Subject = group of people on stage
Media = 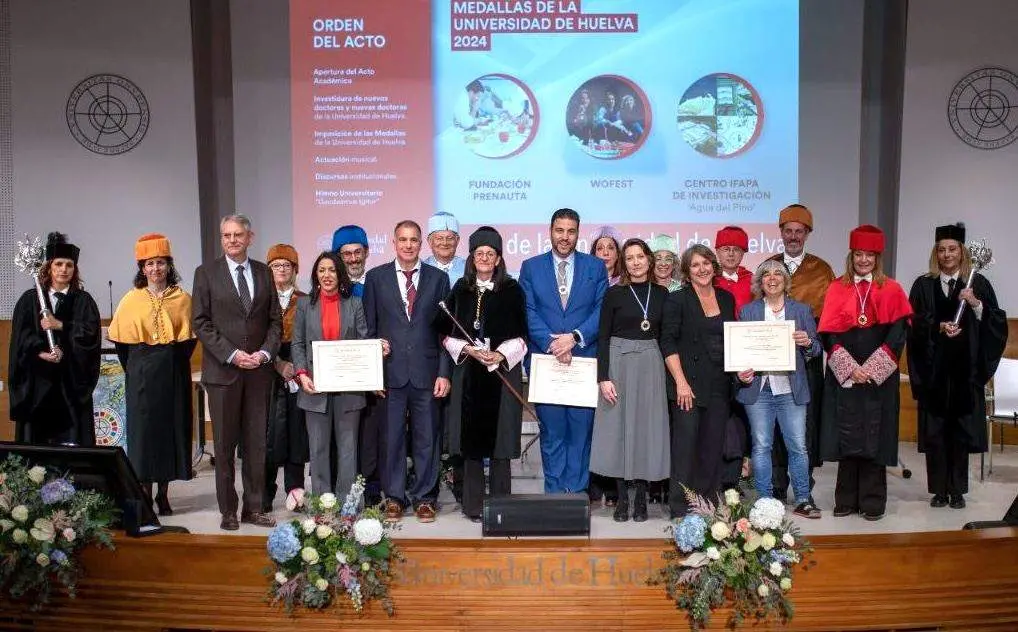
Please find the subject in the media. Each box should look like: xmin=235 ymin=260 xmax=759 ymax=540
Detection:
xmin=7 ymin=204 xmax=1007 ymax=530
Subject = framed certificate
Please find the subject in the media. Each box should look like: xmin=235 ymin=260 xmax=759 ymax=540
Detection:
xmin=311 ymin=339 xmax=385 ymax=392
xmin=724 ymin=320 xmax=796 ymax=372
xmin=527 ymin=353 xmax=599 ymax=408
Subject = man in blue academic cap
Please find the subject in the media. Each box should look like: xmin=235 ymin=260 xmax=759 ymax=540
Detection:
xmin=332 ymin=225 xmax=370 ymax=297
xmin=423 ymin=212 xmax=466 ymax=285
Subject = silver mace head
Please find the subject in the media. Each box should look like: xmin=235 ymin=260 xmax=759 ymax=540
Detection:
xmin=968 ymin=239 xmax=994 ymax=271
xmin=14 ymin=234 xmax=45 ymax=275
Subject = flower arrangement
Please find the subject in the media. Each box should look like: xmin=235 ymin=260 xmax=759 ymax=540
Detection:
xmin=0 ymin=455 xmax=116 ymax=609
xmin=651 ymin=488 xmax=815 ymax=629
xmin=267 ymin=476 xmax=402 ymax=616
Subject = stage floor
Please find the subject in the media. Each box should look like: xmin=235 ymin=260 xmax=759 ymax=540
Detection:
xmin=157 ymin=439 xmax=1018 ymax=538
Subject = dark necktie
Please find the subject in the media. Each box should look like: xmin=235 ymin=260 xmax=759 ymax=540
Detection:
xmin=403 ymin=269 xmax=416 ymax=318
xmin=236 ymin=264 xmax=252 ymax=314
xmin=52 ymin=291 xmax=66 ymax=312
xmin=947 ymin=278 xmax=956 ymax=297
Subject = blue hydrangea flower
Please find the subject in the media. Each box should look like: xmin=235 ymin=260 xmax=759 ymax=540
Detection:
xmin=51 ymin=550 xmax=68 ymax=566
xmin=674 ymin=514 xmax=707 ymax=553
xmin=40 ymin=479 xmax=76 ymax=505
xmin=267 ymin=523 xmax=302 ymax=563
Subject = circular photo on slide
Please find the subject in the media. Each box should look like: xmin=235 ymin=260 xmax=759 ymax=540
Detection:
xmin=566 ymin=75 xmax=651 ymax=159
xmin=677 ymin=73 xmax=764 ymax=158
xmin=454 ymin=74 xmax=538 ymax=159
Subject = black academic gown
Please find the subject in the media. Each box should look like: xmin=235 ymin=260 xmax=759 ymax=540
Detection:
xmin=9 ymin=287 xmax=101 ymax=446
xmin=908 ymin=273 xmax=1008 ymax=454
xmin=442 ymin=277 xmax=528 ymax=459
xmin=820 ymin=319 xmax=908 ymax=467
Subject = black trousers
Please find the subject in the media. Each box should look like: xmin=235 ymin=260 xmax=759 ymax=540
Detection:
xmin=462 ymin=457 xmax=511 ymax=518
xmin=669 ymin=395 xmax=729 ymax=517
xmin=924 ymin=417 xmax=970 ymax=496
xmin=835 ymin=457 xmax=887 ymax=515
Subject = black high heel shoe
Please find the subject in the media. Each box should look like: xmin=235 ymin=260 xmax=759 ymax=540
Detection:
xmin=155 ymin=483 xmax=173 ymax=516
xmin=612 ymin=479 xmax=629 ymax=522
xmin=632 ymin=482 xmax=648 ymax=523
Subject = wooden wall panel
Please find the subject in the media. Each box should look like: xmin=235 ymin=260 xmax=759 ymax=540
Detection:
xmin=2 ymin=530 xmax=1018 ymax=631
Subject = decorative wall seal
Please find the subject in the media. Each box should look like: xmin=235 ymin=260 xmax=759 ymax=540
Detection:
xmin=947 ymin=67 xmax=1018 ymax=150
xmin=66 ymin=73 xmax=150 ymax=155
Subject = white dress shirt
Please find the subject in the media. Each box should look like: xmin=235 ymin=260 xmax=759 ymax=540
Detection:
xmin=940 ymin=271 xmax=982 ymax=319
xmin=783 ymin=250 xmax=806 ymax=275
xmin=226 ymin=254 xmax=255 ymax=300
xmin=761 ymin=305 xmax=792 ymax=396
xmin=394 ymin=260 xmax=422 ymax=319
xmin=552 ymin=250 xmax=576 ymax=294
xmin=277 ymin=286 xmax=295 ymax=311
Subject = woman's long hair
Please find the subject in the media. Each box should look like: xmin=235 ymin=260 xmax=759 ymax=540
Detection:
xmin=133 ymin=256 xmax=182 ymax=289
xmin=38 ymin=260 xmax=83 ymax=291
xmin=618 ymin=238 xmax=654 ymax=286
xmin=463 ymin=250 xmax=508 ymax=291
xmin=840 ymin=251 xmax=888 ymax=286
xmin=590 ymin=236 xmax=623 ymax=280
xmin=308 ymin=251 xmax=352 ymax=303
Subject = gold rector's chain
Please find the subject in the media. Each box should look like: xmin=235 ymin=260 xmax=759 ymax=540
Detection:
xmin=146 ymin=288 xmax=167 ymax=343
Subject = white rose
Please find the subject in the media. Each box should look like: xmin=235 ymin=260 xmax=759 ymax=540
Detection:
xmin=336 ymin=551 xmax=348 ymax=565
xmin=28 ymin=466 xmax=47 ymax=485
xmin=353 ymin=518 xmax=384 ymax=546
xmin=761 ymin=532 xmax=777 ymax=551
xmin=780 ymin=577 xmax=792 ymax=591
xmin=12 ymin=528 xmax=27 ymax=543
xmin=361 ymin=562 xmax=371 ymax=572
xmin=11 ymin=505 xmax=29 ymax=523
xmin=319 ymin=493 xmax=337 ymax=509
xmin=758 ymin=583 xmax=770 ymax=597
xmin=724 ymin=488 xmax=741 ymax=507
xmin=62 ymin=527 xmax=76 ymax=542
xmin=710 ymin=521 xmax=731 ymax=541
xmin=275 ymin=572 xmax=288 ymax=584
xmin=30 ymin=518 xmax=55 ymax=543
xmin=300 ymin=546 xmax=320 ymax=564
xmin=315 ymin=578 xmax=328 ymax=591
xmin=782 ymin=533 xmax=795 ymax=547
xmin=301 ymin=518 xmax=316 ymax=534
xmin=769 ymin=561 xmax=783 ymax=576
xmin=315 ymin=524 xmax=334 ymax=539
xmin=36 ymin=553 xmax=50 ymax=566
xmin=0 ymin=519 xmax=14 ymax=533
xmin=0 ymin=472 xmax=7 ymax=486
xmin=705 ymin=546 xmax=721 ymax=560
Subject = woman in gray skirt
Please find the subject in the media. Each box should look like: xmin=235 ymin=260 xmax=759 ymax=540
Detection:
xmin=591 ymin=238 xmax=670 ymax=522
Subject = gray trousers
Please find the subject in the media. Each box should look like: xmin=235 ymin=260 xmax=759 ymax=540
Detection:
xmin=305 ymin=397 xmax=360 ymax=497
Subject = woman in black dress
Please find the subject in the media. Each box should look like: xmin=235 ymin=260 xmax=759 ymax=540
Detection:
xmin=108 ymin=234 xmax=197 ymax=514
xmin=441 ymin=227 xmax=529 ymax=522
xmin=660 ymin=244 xmax=740 ymax=518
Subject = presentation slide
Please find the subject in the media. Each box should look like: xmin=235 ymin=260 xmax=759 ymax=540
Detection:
xmin=291 ymin=0 xmax=799 ymax=272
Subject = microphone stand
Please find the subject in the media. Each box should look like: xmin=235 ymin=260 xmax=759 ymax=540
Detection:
xmin=438 ymin=300 xmax=539 ymax=421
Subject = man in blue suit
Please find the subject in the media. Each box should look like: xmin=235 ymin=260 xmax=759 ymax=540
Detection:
xmin=364 ymin=220 xmax=452 ymax=523
xmin=519 ymin=208 xmax=608 ymax=493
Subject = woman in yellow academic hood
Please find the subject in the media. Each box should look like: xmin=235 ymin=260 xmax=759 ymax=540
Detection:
xmin=108 ymin=233 xmax=197 ymax=515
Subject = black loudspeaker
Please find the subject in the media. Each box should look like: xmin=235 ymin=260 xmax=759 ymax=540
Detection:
xmin=482 ymin=493 xmax=590 ymax=537
xmin=963 ymin=494 xmax=1018 ymax=530
xmin=0 ymin=442 xmax=189 ymax=537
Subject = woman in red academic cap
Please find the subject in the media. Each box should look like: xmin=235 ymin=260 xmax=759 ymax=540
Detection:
xmin=818 ymin=225 xmax=912 ymax=521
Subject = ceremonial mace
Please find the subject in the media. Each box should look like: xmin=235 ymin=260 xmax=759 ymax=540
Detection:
xmin=438 ymin=300 xmax=539 ymax=420
xmin=953 ymin=238 xmax=994 ymax=325
xmin=14 ymin=234 xmax=58 ymax=352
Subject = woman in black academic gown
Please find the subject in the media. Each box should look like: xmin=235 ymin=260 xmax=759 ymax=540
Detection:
xmin=108 ymin=234 xmax=197 ymax=515
xmin=818 ymin=225 xmax=913 ymax=521
xmin=907 ymin=223 xmax=1007 ymax=509
xmin=9 ymin=232 xmax=101 ymax=446
xmin=441 ymin=227 xmax=529 ymax=522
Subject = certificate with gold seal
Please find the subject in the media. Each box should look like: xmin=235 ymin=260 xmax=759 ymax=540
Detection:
xmin=311 ymin=339 xmax=385 ymax=392
xmin=723 ymin=321 xmax=796 ymax=372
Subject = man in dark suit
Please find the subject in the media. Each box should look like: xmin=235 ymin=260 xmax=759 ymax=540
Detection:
xmin=363 ymin=220 xmax=452 ymax=523
xmin=193 ymin=214 xmax=282 ymax=530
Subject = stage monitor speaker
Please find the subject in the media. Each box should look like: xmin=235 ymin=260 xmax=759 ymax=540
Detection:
xmin=0 ymin=442 xmax=189 ymax=537
xmin=482 ymin=493 xmax=590 ymax=537
xmin=962 ymin=493 xmax=1018 ymax=530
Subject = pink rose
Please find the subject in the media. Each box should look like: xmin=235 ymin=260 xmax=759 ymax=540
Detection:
xmin=735 ymin=518 xmax=751 ymax=535
xmin=285 ymin=488 xmax=306 ymax=511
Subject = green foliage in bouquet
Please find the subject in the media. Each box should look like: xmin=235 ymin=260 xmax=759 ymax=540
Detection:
xmin=0 ymin=455 xmax=116 ymax=609
xmin=650 ymin=488 xmax=816 ymax=629
xmin=266 ymin=476 xmax=403 ymax=616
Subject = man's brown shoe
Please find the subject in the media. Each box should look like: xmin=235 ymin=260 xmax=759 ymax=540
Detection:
xmin=220 ymin=514 xmax=239 ymax=531
xmin=384 ymin=500 xmax=404 ymax=523
xmin=415 ymin=502 xmax=437 ymax=523
xmin=240 ymin=512 xmax=276 ymax=528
